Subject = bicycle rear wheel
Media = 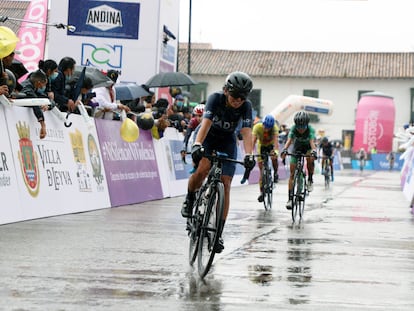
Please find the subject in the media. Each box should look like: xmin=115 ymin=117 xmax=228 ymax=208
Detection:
xmin=188 ymin=191 xmax=205 ymax=266
xmin=263 ymin=166 xmax=273 ymax=210
xmin=198 ymin=182 xmax=225 ymax=278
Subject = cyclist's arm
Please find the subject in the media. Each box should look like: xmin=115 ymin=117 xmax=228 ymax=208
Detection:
xmin=252 ymin=132 xmax=258 ymax=150
xmin=283 ymin=137 xmax=293 ymax=150
xmin=273 ymin=128 xmax=279 ymax=152
xmin=193 ymin=117 xmax=212 ymax=145
xmin=310 ymin=138 xmax=317 ymax=150
xmin=240 ymin=127 xmax=254 ymax=155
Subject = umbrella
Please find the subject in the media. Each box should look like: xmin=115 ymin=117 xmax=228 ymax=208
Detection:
xmin=72 ymin=66 xmax=113 ymax=88
xmin=0 ymin=26 xmax=19 ymax=58
xmin=145 ymin=71 xmax=197 ymax=88
xmin=114 ymin=83 xmax=151 ymax=101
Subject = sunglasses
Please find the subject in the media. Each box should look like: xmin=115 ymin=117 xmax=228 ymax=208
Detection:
xmin=296 ymin=124 xmax=308 ymax=130
xmin=229 ymin=91 xmax=247 ymax=100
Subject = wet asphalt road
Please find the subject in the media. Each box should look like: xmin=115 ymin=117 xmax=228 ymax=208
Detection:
xmin=0 ymin=170 xmax=413 ymax=311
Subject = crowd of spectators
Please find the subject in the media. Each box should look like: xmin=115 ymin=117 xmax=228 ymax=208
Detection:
xmin=1 ymin=53 xmax=206 ymax=144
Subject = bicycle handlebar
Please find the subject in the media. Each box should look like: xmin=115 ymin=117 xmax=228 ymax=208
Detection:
xmin=283 ymin=151 xmax=318 ymax=159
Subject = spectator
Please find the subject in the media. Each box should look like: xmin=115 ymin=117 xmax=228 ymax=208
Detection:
xmin=20 ymin=70 xmax=50 ymax=139
xmin=51 ymin=56 xmax=77 ymax=112
xmin=38 ymin=59 xmax=58 ymax=102
xmin=91 ymin=70 xmax=130 ymax=120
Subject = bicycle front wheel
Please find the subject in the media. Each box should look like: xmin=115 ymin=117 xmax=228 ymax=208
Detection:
xmin=263 ymin=167 xmax=273 ymax=210
xmin=298 ymin=175 xmax=306 ymax=219
xmin=293 ymin=171 xmax=306 ymax=222
xmin=198 ymin=182 xmax=225 ymax=278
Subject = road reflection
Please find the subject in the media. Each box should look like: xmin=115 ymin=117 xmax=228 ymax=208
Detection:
xmin=286 ymin=237 xmax=312 ymax=305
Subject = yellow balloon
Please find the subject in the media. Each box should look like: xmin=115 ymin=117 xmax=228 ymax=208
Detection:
xmin=0 ymin=26 xmax=19 ymax=59
xmin=120 ymin=118 xmax=139 ymax=142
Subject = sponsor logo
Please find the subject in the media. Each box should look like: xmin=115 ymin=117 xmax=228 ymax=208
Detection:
xmin=70 ymin=129 xmax=92 ymax=192
xmin=363 ymin=110 xmax=384 ymax=151
xmin=86 ymin=4 xmax=122 ymax=31
xmin=16 ymin=121 xmax=40 ymax=197
xmin=87 ymin=134 xmax=104 ymax=186
xmin=81 ymin=43 xmax=122 ymax=69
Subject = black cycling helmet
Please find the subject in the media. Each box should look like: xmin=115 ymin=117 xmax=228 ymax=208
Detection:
xmin=224 ymin=71 xmax=253 ymax=98
xmin=294 ymin=110 xmax=310 ymax=126
xmin=321 ymin=136 xmax=329 ymax=144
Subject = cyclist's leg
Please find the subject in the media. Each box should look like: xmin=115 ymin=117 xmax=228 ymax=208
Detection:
xmin=257 ymin=154 xmax=264 ymax=202
xmin=306 ymin=149 xmax=315 ymax=191
xmin=214 ymin=139 xmax=237 ymax=252
xmin=286 ymin=157 xmax=297 ymax=210
xmin=330 ymin=156 xmax=334 ymax=181
xmin=182 ymin=158 xmax=210 ymax=217
xmin=271 ymin=152 xmax=279 ymax=182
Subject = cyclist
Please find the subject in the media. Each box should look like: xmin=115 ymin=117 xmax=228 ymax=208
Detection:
xmin=280 ymin=111 xmax=317 ymax=210
xmin=319 ymin=136 xmax=334 ymax=181
xmin=252 ymin=114 xmax=280 ymax=202
xmin=356 ymin=148 xmax=367 ymax=171
xmin=182 ymin=103 xmax=205 ymax=153
xmin=180 ymin=71 xmax=256 ymax=253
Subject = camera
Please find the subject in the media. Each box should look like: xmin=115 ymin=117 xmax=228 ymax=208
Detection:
xmin=85 ymin=92 xmax=96 ymax=100
xmin=152 ymin=107 xmax=166 ymax=119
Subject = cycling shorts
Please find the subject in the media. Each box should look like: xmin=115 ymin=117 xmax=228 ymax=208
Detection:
xmin=290 ymin=143 xmax=311 ymax=164
xmin=203 ymin=133 xmax=237 ymax=176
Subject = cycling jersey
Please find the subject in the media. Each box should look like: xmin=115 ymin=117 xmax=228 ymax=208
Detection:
xmin=252 ymin=122 xmax=280 ymax=147
xmin=204 ymin=92 xmax=253 ymax=137
xmin=202 ymin=92 xmax=253 ymax=176
xmin=289 ymin=124 xmax=316 ymax=151
xmin=320 ymin=142 xmax=334 ymax=157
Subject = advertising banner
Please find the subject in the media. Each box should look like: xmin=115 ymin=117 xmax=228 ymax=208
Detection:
xmin=0 ymin=105 xmax=23 ymax=224
xmin=4 ymin=105 xmax=111 ymax=222
xmin=48 ymin=0 xmax=180 ymax=85
xmin=95 ymin=119 xmax=163 ymax=206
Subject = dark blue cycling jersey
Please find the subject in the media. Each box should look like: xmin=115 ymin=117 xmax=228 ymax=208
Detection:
xmin=202 ymin=92 xmax=253 ymax=176
xmin=320 ymin=142 xmax=334 ymax=157
xmin=204 ymin=92 xmax=253 ymax=137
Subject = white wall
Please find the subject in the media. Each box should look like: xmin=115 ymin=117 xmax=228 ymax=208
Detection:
xmin=192 ymin=75 xmax=412 ymax=142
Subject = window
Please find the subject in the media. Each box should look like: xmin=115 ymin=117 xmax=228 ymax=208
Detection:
xmin=303 ymin=89 xmax=319 ymax=98
xmin=248 ymin=89 xmax=262 ymax=117
xmin=303 ymin=89 xmax=320 ymax=123
xmin=358 ymin=90 xmax=373 ymax=102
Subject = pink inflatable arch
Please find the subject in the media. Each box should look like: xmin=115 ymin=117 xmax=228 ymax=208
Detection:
xmin=353 ymin=92 xmax=395 ymax=153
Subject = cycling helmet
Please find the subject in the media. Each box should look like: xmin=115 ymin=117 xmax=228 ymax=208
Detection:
xmin=321 ymin=136 xmax=329 ymax=144
xmin=224 ymin=71 xmax=253 ymax=98
xmin=193 ymin=104 xmax=205 ymax=116
xmin=294 ymin=110 xmax=310 ymax=126
xmin=262 ymin=114 xmax=275 ymax=129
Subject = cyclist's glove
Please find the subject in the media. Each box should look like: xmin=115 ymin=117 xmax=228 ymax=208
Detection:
xmin=281 ymin=149 xmax=288 ymax=157
xmin=244 ymin=154 xmax=256 ymax=170
xmin=191 ymin=143 xmax=204 ymax=166
xmin=311 ymin=150 xmax=318 ymax=159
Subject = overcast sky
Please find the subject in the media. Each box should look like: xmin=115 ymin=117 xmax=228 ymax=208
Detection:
xmin=179 ymin=0 xmax=414 ymax=52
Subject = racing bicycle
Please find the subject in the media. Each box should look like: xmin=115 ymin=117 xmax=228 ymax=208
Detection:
xmin=322 ymin=156 xmax=332 ymax=189
xmin=187 ymin=151 xmax=251 ymax=278
xmin=254 ymin=148 xmax=276 ymax=210
xmin=286 ymin=152 xmax=316 ymax=223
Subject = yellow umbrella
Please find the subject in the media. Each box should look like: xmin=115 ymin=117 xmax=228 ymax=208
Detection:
xmin=0 ymin=26 xmax=19 ymax=59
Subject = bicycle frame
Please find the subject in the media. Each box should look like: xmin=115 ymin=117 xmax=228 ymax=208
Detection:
xmin=322 ymin=157 xmax=331 ymax=189
xmin=286 ymin=152 xmax=314 ymax=223
xmin=255 ymin=150 xmax=274 ymax=210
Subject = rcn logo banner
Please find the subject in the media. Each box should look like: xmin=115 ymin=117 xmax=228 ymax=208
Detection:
xmin=67 ymin=0 xmax=140 ymax=40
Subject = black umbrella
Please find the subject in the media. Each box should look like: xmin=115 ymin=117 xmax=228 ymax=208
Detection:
xmin=72 ymin=65 xmax=112 ymax=88
xmin=114 ymin=83 xmax=151 ymax=101
xmin=145 ymin=71 xmax=197 ymax=88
